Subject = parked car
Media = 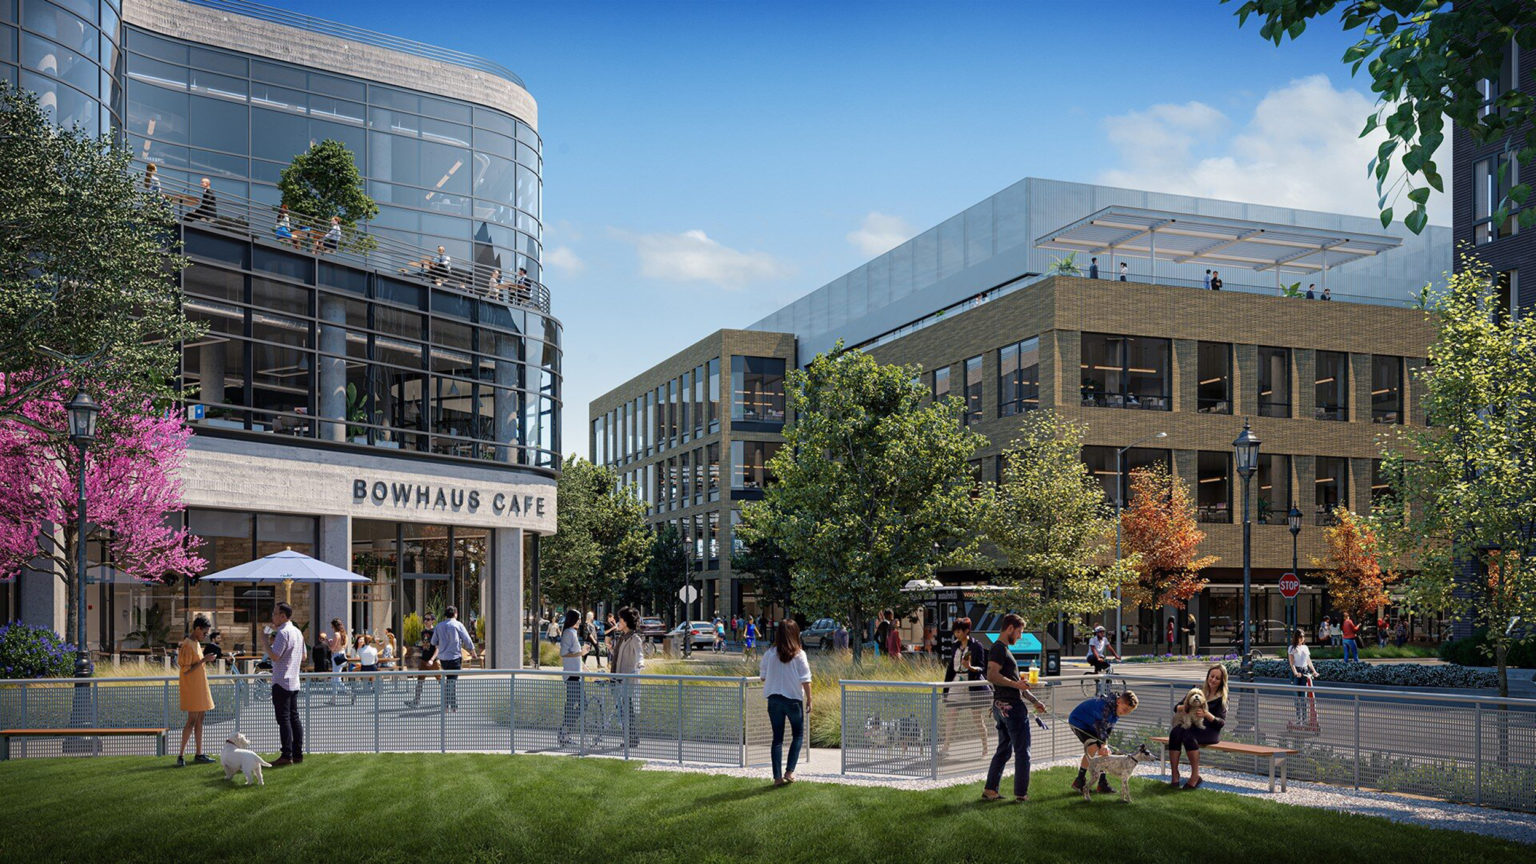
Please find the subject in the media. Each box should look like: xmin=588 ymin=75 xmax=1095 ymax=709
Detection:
xmin=803 ymin=618 xmax=839 ymax=650
xmin=665 ymin=621 xmax=717 ymax=650
xmin=638 ymin=616 xmax=667 ymax=642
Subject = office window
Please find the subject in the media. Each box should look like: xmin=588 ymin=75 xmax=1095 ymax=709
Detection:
xmin=666 ymin=379 xmax=677 ymax=445
xmin=694 ymin=364 xmax=706 ymax=435
xmin=1473 ymin=154 xmax=1518 ymax=244
xmin=731 ymin=440 xmax=781 ymax=490
xmin=1257 ymin=346 xmax=1291 ymax=418
xmin=708 ymin=511 xmax=720 ymax=561
xmin=1197 ymin=451 xmax=1231 ymax=523
xmin=1372 ymin=355 xmax=1403 ymax=424
xmin=653 ymin=386 xmax=665 ymax=451
xmin=731 ymin=356 xmax=786 ymax=424
xmin=1370 ymin=459 xmax=1392 ymax=513
xmin=1080 ymin=333 xmax=1170 ymax=410
xmin=592 ymin=416 xmax=606 ymax=466
xmin=1478 ymin=39 xmax=1516 ymax=120
xmin=679 ymin=370 xmax=691 ymax=442
xmin=707 ymin=442 xmax=720 ymax=502
xmin=933 ymin=366 xmax=950 ymax=401
xmin=707 ymin=357 xmax=720 ymax=432
xmin=1315 ymin=456 xmax=1349 ymax=525
xmin=998 ymin=337 xmax=1040 ymax=417
xmin=1256 ymin=454 xmax=1291 ymax=525
xmin=1314 ymin=351 xmax=1348 ymax=421
xmin=641 ymin=391 xmax=652 ymax=455
xmin=963 ymin=355 xmax=983 ymax=425
xmin=1081 ymin=446 xmax=1171 ymax=508
xmin=1197 ymin=342 xmax=1232 ymax=414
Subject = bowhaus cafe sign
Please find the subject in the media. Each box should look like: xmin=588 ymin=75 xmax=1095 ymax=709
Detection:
xmin=353 ymin=478 xmax=548 ymax=520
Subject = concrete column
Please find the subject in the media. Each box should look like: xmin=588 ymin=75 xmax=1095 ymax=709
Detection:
xmin=200 ymin=342 xmax=226 ymax=406
xmin=494 ymin=333 xmax=523 ymax=464
xmin=18 ymin=558 xmax=65 ymax=638
xmin=316 ymin=515 xmax=352 ymax=632
xmin=319 ymin=296 xmax=348 ymax=442
xmin=491 ymin=527 xmax=524 ymax=669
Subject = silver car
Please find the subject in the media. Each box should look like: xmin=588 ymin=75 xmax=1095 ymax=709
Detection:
xmin=665 ymin=621 xmax=718 ymax=650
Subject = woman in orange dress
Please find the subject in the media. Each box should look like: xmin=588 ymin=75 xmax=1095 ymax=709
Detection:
xmin=176 ymin=616 xmax=216 ymax=766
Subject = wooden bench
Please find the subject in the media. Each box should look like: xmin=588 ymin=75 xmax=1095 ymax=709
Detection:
xmin=1149 ymin=736 xmax=1299 ymax=792
xmin=1 ymin=728 xmax=168 ymax=760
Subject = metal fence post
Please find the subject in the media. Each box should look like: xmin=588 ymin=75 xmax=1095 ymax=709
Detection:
xmin=91 ymin=681 xmax=99 ymax=727
xmin=930 ymin=685 xmax=940 ymax=781
xmin=1353 ymin=694 xmax=1361 ymax=789
xmin=234 ymin=677 xmax=242 ymax=734
xmin=621 ymin=676 xmax=631 ymax=761
xmin=439 ymin=680 xmax=447 ymax=754
xmin=161 ymin=680 xmax=169 ymax=732
xmin=840 ymin=683 xmax=847 ymax=776
xmin=578 ymin=674 xmax=587 ymax=756
xmin=677 ymin=679 xmax=685 ymax=764
xmin=373 ymin=676 xmax=380 ymax=753
xmin=1474 ymin=701 xmax=1483 ymax=806
xmin=304 ymin=677 xmax=312 ymax=752
xmin=509 ymin=673 xmax=516 ymax=755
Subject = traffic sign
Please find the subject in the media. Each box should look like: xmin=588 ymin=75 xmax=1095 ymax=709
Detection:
xmin=1278 ymin=572 xmax=1300 ymax=598
xmin=678 ymin=585 xmax=700 ymax=604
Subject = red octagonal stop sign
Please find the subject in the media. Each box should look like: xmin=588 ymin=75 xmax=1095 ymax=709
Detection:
xmin=1279 ymin=572 xmax=1300 ymax=598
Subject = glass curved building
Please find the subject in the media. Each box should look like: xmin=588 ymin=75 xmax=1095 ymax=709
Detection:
xmin=5 ymin=0 xmax=557 ymax=669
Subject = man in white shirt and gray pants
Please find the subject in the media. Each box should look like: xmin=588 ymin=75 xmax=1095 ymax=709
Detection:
xmin=264 ymin=601 xmax=304 ymax=765
xmin=431 ymin=605 xmax=477 ymax=712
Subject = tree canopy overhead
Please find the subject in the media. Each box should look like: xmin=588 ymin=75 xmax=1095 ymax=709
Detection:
xmin=1228 ymin=0 xmax=1536 ymax=234
xmin=539 ymin=457 xmax=651 ymax=613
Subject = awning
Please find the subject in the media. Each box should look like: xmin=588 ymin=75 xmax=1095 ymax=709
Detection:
xmin=1035 ymin=206 xmax=1402 ymax=274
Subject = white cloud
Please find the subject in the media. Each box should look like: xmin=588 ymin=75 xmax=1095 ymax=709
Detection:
xmin=846 ymin=211 xmax=917 ymax=257
xmin=545 ymin=245 xmax=585 ymax=274
xmin=1098 ymin=75 xmax=1449 ymax=225
xmin=625 ymin=229 xmax=788 ymax=289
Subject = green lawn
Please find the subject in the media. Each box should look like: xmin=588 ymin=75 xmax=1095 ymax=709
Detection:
xmin=0 ymin=755 xmax=1527 ymax=863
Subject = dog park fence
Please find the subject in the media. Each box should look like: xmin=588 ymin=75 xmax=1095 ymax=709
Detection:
xmin=841 ymin=674 xmax=1536 ymax=812
xmin=0 ymin=669 xmax=805 ymax=769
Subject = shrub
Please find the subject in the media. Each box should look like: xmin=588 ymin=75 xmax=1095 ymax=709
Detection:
xmin=402 ymin=612 xmax=423 ymax=647
xmin=1228 ymin=659 xmax=1499 ymax=689
xmin=0 ymin=621 xmax=77 ymax=679
xmin=1437 ymin=628 xmax=1536 ymax=669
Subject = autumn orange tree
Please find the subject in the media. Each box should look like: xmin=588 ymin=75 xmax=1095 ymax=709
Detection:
xmin=1119 ymin=463 xmax=1218 ymax=610
xmin=1313 ymin=506 xmax=1396 ymax=620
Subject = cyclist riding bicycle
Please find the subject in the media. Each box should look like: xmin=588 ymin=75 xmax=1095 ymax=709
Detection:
xmin=1086 ymin=625 xmax=1120 ymax=673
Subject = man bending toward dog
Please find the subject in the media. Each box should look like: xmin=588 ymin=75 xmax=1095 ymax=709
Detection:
xmin=981 ymin=614 xmax=1048 ymax=802
xmin=1068 ymin=689 xmax=1139 ymax=794
xmin=264 ymin=601 xmax=304 ymax=766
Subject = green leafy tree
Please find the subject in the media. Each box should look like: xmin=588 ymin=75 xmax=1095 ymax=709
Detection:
xmin=981 ymin=411 xmax=1137 ymax=626
xmin=738 ymin=343 xmax=983 ymax=661
xmin=278 ymin=139 xmax=379 ymax=252
xmin=1227 ymin=1 xmax=1536 ymax=234
xmin=0 ymin=82 xmax=199 ymax=420
xmin=1374 ymin=255 xmax=1536 ymax=698
xmin=626 ymin=522 xmax=687 ymax=618
xmin=540 ymin=458 xmax=651 ymax=613
xmin=732 ymin=532 xmax=795 ymax=617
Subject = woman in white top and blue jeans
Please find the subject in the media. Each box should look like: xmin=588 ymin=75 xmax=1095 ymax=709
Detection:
xmin=760 ymin=619 xmax=813 ymax=785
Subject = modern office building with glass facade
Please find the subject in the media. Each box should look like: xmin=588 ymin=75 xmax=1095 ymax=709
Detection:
xmin=590 ymin=177 xmax=1451 ymax=648
xmin=3 ymin=0 xmax=557 ymax=667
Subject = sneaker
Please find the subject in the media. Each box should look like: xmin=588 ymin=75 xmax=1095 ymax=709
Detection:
xmin=271 ymin=757 xmax=295 ymax=767
xmin=1096 ymin=779 xmax=1114 ymax=795
xmin=292 ymin=756 xmax=303 ymax=763
xmin=193 ymin=754 xmax=214 ymax=765
xmin=1070 ymin=775 xmax=1085 ymax=792
xmin=175 ymin=756 xmax=185 ymax=768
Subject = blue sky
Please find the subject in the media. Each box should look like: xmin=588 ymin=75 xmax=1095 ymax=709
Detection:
xmin=260 ymin=0 xmax=1435 ymax=446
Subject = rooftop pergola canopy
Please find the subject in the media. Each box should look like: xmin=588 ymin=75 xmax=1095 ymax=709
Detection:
xmin=1035 ymin=206 xmax=1402 ymax=274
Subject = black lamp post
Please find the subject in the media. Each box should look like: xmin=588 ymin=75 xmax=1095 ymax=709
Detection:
xmin=1288 ymin=504 xmax=1303 ymax=641
xmin=1233 ymin=419 xmax=1260 ymax=681
xmin=66 ymin=390 xmax=100 ymax=680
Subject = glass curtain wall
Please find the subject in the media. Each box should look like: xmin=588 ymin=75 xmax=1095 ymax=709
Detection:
xmin=3 ymin=0 xmax=123 ymax=136
xmin=731 ymin=356 xmax=786 ymax=426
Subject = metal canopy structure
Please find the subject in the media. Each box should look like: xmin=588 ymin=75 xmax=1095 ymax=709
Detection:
xmin=1035 ymin=206 xmax=1402 ymax=286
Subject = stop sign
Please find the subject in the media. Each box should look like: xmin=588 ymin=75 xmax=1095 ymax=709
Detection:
xmin=1279 ymin=572 xmax=1300 ymax=598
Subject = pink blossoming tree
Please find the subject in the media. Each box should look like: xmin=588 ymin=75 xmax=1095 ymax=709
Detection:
xmin=0 ymin=374 xmax=205 ymax=647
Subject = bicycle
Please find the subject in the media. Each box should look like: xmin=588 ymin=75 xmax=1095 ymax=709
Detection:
xmin=1079 ymin=661 xmax=1127 ymax=700
xmin=579 ymin=678 xmax=629 ymax=747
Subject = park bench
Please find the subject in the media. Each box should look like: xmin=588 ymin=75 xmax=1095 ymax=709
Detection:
xmin=1 ymin=728 xmax=168 ymax=761
xmin=1148 ymin=736 xmax=1298 ymax=793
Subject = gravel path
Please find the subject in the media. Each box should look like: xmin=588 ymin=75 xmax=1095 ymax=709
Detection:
xmin=639 ymin=748 xmax=1536 ymax=845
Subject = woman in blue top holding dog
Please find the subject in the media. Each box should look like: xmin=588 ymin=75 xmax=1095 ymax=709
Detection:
xmin=1166 ymin=664 xmax=1229 ymax=789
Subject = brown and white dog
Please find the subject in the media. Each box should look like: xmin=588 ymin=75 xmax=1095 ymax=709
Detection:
xmin=220 ymin=732 xmax=271 ymax=786
xmin=1082 ymin=743 xmax=1156 ymax=803
xmin=1173 ymin=688 xmax=1208 ymax=730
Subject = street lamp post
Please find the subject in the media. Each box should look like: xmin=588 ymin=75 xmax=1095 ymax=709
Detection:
xmin=66 ymin=391 xmax=100 ymax=680
xmin=1288 ymin=504 xmax=1303 ymax=642
xmin=1114 ymin=431 xmax=1167 ymax=656
xmin=1233 ymin=420 xmax=1261 ymax=681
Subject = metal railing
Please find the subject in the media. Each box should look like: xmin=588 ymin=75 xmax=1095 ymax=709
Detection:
xmin=841 ymin=672 xmax=1536 ymax=812
xmin=181 ymin=0 xmax=527 ymax=88
xmin=155 ymin=173 xmax=552 ymax=314
xmin=0 ymin=669 xmax=776 ymax=768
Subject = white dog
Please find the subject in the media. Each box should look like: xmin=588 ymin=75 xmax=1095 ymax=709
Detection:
xmin=1082 ymin=743 xmax=1156 ymax=803
xmin=221 ymin=732 xmax=271 ymax=786
xmin=1173 ymin=688 xmax=1208 ymax=730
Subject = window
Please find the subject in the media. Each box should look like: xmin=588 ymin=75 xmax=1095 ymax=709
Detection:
xmin=1477 ymin=39 xmax=1517 ymax=120
xmin=963 ymin=355 xmax=983 ymax=425
xmin=1197 ymin=451 xmax=1231 ymax=523
xmin=592 ymin=416 xmax=606 ymax=466
xmin=666 ymin=378 xmax=678 ymax=444
xmin=694 ymin=364 xmax=706 ymax=435
xmin=1257 ymin=454 xmax=1290 ymax=525
xmin=1370 ymin=459 xmax=1392 ymax=513
xmin=1197 ymin=342 xmax=1231 ymax=414
xmin=1473 ymin=154 xmax=1518 ymax=244
xmin=1079 ymin=333 xmax=1170 ymax=410
xmin=1372 ymin=355 xmax=1403 ymax=424
xmin=933 ymin=366 xmax=950 ymax=401
xmin=1082 ymin=446 xmax=1171 ymax=508
xmin=998 ymin=337 xmax=1040 ymax=417
xmin=707 ymin=442 xmax=720 ymax=502
xmin=731 ymin=356 xmax=786 ymax=425
xmin=707 ymin=358 xmax=720 ymax=432
xmin=1314 ymin=351 xmax=1348 ymax=421
xmin=1257 ymin=347 xmax=1291 ymax=418
xmin=1315 ymin=456 xmax=1350 ymax=525
xmin=679 ymin=370 xmax=691 ymax=442
xmin=731 ymin=440 xmax=781 ymax=490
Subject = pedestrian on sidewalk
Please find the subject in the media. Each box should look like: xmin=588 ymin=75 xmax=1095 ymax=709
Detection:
xmin=265 ymin=602 xmax=303 ymax=766
xmin=1165 ymin=617 xmax=1176 ymax=655
xmin=1341 ymin=613 xmax=1360 ymax=662
xmin=743 ymin=618 xmax=759 ymax=659
xmin=175 ymin=615 xmax=216 ymax=767
xmin=431 ymin=606 xmax=477 ymax=713
xmin=610 ymin=607 xmax=644 ymax=747
xmin=558 ymin=609 xmax=587 ymax=747
xmin=981 ymin=614 xmax=1048 ymax=802
xmin=760 ymin=619 xmax=812 ymax=785
xmin=403 ymin=632 xmax=440 ymax=708
xmin=326 ymin=618 xmax=350 ymax=705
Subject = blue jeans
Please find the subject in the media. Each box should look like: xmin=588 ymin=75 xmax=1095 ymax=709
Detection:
xmin=984 ymin=699 xmax=1032 ymax=797
xmin=1292 ymin=674 xmax=1310 ymax=720
xmin=1342 ymin=638 xmax=1359 ymax=662
xmin=767 ymin=694 xmax=804 ymax=780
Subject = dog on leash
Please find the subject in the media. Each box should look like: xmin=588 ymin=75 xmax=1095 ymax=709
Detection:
xmin=1082 ymin=744 xmax=1156 ymax=803
xmin=863 ymin=715 xmax=927 ymax=754
xmin=1173 ymin=688 xmax=1208 ymax=730
xmin=220 ymin=732 xmax=272 ymax=786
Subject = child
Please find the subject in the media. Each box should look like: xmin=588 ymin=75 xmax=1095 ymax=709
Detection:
xmin=1067 ymin=690 xmax=1140 ymax=794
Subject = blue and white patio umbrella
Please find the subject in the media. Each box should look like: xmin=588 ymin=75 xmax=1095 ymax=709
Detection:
xmin=198 ymin=548 xmax=369 ymax=603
